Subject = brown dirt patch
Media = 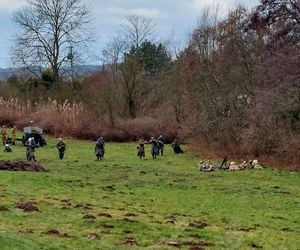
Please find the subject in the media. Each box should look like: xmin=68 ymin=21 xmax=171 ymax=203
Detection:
xmin=189 ymin=221 xmax=208 ymax=229
xmin=123 ymin=237 xmax=138 ymax=246
xmin=165 ymin=220 xmax=175 ymax=225
xmin=138 ymin=209 xmax=147 ymax=214
xmin=238 ymin=226 xmax=256 ymax=232
xmin=104 ymin=185 xmax=116 ymax=191
xmin=46 ymin=229 xmax=60 ymax=235
xmin=190 ymin=234 xmax=202 ymax=239
xmin=74 ymin=204 xmax=84 ymax=208
xmin=182 ymin=241 xmax=213 ymax=249
xmin=0 ymin=161 xmax=47 ymax=172
xmin=0 ymin=205 xmax=9 ymax=212
xmin=125 ymin=212 xmax=137 ymax=217
xmin=249 ymin=242 xmax=263 ymax=248
xmin=98 ymin=212 xmax=113 ymax=218
xmin=61 ymin=233 xmax=70 ymax=238
xmin=122 ymin=218 xmax=138 ymax=223
xmin=60 ymin=199 xmax=70 ymax=202
xmin=101 ymin=223 xmax=114 ymax=229
xmin=86 ymin=233 xmax=99 ymax=240
xmin=15 ymin=202 xmax=39 ymax=212
xmin=83 ymin=214 xmax=96 ymax=220
xmin=45 ymin=229 xmax=70 ymax=238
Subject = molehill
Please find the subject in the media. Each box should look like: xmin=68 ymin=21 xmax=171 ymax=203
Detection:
xmin=0 ymin=161 xmax=47 ymax=172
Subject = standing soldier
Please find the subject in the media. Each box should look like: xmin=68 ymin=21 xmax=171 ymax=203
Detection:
xmin=56 ymin=138 xmax=66 ymax=160
xmin=1 ymin=125 xmax=7 ymax=145
xmin=11 ymin=125 xmax=17 ymax=145
xmin=137 ymin=139 xmax=147 ymax=159
xmin=149 ymin=137 xmax=159 ymax=159
xmin=95 ymin=137 xmax=105 ymax=160
xmin=157 ymin=135 xmax=165 ymax=156
xmin=25 ymin=137 xmax=38 ymax=161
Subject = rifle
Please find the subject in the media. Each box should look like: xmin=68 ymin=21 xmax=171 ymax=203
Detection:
xmin=220 ymin=156 xmax=228 ymax=170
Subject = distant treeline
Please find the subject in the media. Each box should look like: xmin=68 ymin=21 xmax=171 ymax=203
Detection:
xmin=0 ymin=1 xmax=299 ymax=169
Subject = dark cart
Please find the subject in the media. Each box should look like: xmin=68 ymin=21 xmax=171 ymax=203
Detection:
xmin=22 ymin=126 xmax=46 ymax=147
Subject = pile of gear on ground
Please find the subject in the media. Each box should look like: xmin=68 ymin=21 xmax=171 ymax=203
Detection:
xmin=198 ymin=158 xmax=263 ymax=172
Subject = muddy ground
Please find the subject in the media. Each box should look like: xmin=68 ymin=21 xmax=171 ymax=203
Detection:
xmin=0 ymin=161 xmax=47 ymax=172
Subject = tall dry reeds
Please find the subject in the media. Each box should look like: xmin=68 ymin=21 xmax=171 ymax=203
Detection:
xmin=0 ymin=97 xmax=30 ymax=125
xmin=0 ymin=97 xmax=179 ymax=141
xmin=34 ymin=98 xmax=84 ymax=136
xmin=0 ymin=97 xmax=84 ymax=136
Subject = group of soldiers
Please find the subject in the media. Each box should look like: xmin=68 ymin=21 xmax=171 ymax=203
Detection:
xmin=1 ymin=125 xmax=17 ymax=147
xmin=25 ymin=136 xmax=105 ymax=162
xmin=2 ymin=125 xmax=263 ymax=171
xmin=2 ymin=133 xmax=104 ymax=162
xmin=2 ymin=124 xmax=184 ymax=162
xmin=24 ymin=137 xmax=66 ymax=161
xmin=22 ymin=135 xmax=182 ymax=162
xmin=137 ymin=135 xmax=184 ymax=159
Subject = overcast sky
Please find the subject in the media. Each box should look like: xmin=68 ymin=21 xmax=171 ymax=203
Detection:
xmin=0 ymin=0 xmax=259 ymax=68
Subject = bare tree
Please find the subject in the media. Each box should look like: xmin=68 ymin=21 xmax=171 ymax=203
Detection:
xmin=121 ymin=15 xmax=156 ymax=50
xmin=102 ymin=15 xmax=157 ymax=118
xmin=102 ymin=35 xmax=126 ymax=82
xmin=190 ymin=5 xmax=220 ymax=61
xmin=12 ymin=0 xmax=94 ymax=84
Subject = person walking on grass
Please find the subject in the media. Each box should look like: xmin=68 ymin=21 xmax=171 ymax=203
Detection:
xmin=149 ymin=137 xmax=159 ymax=159
xmin=25 ymin=137 xmax=38 ymax=161
xmin=95 ymin=137 xmax=105 ymax=160
xmin=56 ymin=138 xmax=66 ymax=160
xmin=157 ymin=135 xmax=165 ymax=156
xmin=137 ymin=139 xmax=147 ymax=159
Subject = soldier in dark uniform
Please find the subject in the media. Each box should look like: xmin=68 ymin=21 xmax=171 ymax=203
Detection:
xmin=56 ymin=138 xmax=66 ymax=159
xmin=157 ymin=135 xmax=165 ymax=156
xmin=95 ymin=137 xmax=105 ymax=160
xmin=149 ymin=137 xmax=159 ymax=159
xmin=137 ymin=139 xmax=147 ymax=159
xmin=171 ymin=139 xmax=184 ymax=154
xmin=1 ymin=125 xmax=7 ymax=145
xmin=25 ymin=137 xmax=38 ymax=161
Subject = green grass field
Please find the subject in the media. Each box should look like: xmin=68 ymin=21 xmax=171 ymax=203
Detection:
xmin=0 ymin=136 xmax=299 ymax=250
